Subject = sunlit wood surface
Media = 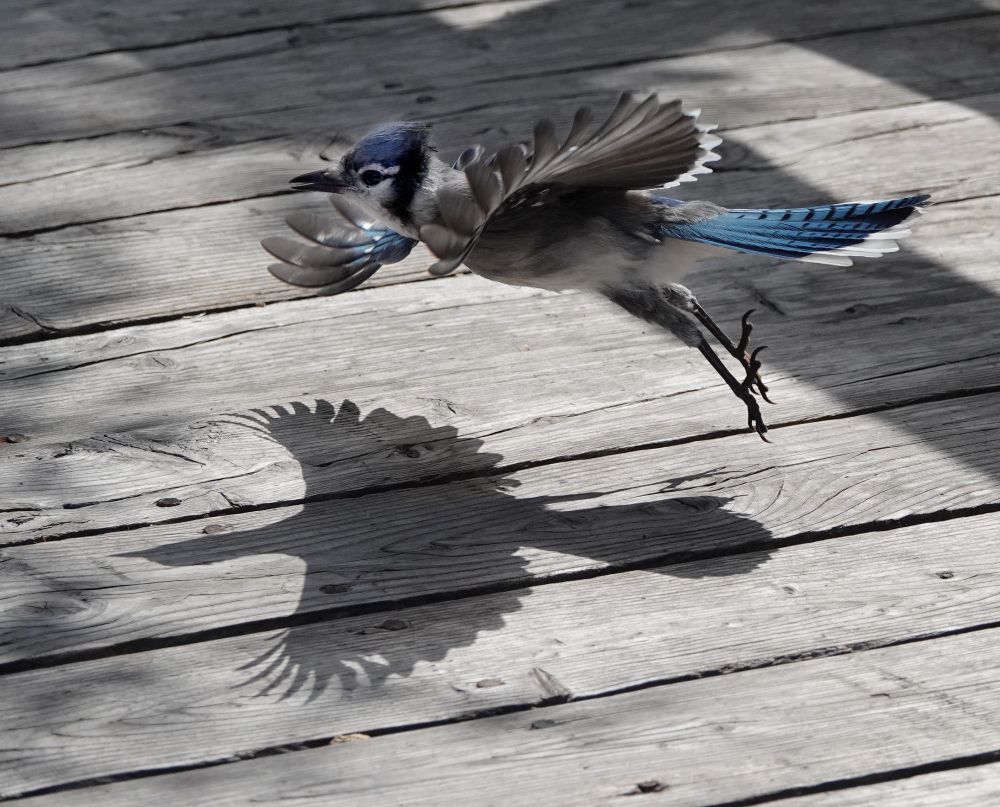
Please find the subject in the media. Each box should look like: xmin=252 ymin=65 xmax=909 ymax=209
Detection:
xmin=3 ymin=1 xmax=1000 ymax=803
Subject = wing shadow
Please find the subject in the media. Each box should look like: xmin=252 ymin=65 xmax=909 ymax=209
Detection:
xmin=125 ymin=398 xmax=773 ymax=700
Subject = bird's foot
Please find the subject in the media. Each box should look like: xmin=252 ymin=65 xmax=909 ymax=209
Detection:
xmin=734 ymin=310 xmax=772 ymax=403
xmin=737 ymin=347 xmax=770 ymax=442
xmin=688 ymin=301 xmax=773 ymax=403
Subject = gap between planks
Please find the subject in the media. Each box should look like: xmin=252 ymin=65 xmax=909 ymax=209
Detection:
xmin=9 ymin=626 xmax=1000 ymax=805
xmin=4 ymin=389 xmax=1000 ymax=670
xmin=4 ymin=11 xmax=998 ymax=239
xmin=2 ymin=193 xmax=999 ymax=541
xmin=3 ymin=508 xmax=1000 ymax=798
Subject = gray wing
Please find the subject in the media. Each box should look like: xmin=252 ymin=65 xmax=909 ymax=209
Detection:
xmin=420 ymin=92 xmax=722 ymax=275
xmin=262 ymin=196 xmax=417 ymax=296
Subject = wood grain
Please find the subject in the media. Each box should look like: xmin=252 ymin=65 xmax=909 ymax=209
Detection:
xmin=0 ymin=0 xmax=512 ymax=70
xmin=2 ymin=511 xmax=998 ymax=797
xmin=15 ymin=629 xmax=1000 ymax=805
xmin=4 ymin=389 xmax=1000 ymax=667
xmin=3 ymin=92 xmax=992 ymax=339
xmin=5 ymin=1 xmax=991 ymax=134
xmin=4 ymin=4 xmax=1000 ymax=804
xmin=3 ymin=196 xmax=998 ymax=539
xmin=4 ymin=12 xmax=999 ymax=236
xmin=781 ymin=764 xmax=1000 ymax=806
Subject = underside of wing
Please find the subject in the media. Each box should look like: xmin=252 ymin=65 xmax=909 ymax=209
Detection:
xmin=262 ymin=196 xmax=417 ymax=295
xmin=420 ymin=92 xmax=721 ymax=275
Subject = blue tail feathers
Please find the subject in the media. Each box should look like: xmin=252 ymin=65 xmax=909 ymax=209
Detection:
xmin=657 ymin=194 xmax=929 ymax=265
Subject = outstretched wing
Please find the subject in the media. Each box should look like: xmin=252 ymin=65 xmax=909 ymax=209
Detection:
xmin=420 ymin=92 xmax=722 ymax=275
xmin=262 ymin=196 xmax=417 ymax=295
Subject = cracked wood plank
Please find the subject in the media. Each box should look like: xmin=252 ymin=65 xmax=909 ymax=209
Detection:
xmin=3 ymin=389 xmax=1000 ymax=666
xmin=4 ymin=12 xmax=1000 ymax=236
xmin=1 ymin=197 xmax=998 ymax=539
xmin=2 ymin=92 xmax=996 ymax=340
xmin=1 ymin=511 xmax=999 ymax=797
xmin=14 ymin=628 xmax=1000 ymax=805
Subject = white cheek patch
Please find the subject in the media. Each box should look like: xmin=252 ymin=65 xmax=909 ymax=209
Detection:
xmin=357 ymin=163 xmax=400 ymax=178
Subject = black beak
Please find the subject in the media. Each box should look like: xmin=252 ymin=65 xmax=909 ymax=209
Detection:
xmin=290 ymin=169 xmax=349 ymax=193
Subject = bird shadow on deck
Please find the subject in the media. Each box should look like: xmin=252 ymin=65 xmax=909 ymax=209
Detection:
xmin=4 ymin=0 xmax=1000 ymax=701
xmin=124 ymin=399 xmax=772 ymax=701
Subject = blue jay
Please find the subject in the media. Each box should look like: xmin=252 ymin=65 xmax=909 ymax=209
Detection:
xmin=263 ymin=93 xmax=928 ymax=439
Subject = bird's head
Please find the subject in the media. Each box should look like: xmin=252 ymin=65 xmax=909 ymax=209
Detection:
xmin=291 ymin=122 xmax=432 ymax=226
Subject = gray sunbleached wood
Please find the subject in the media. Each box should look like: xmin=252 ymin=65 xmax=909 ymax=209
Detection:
xmin=13 ymin=629 xmax=1000 ymax=805
xmin=6 ymin=0 xmax=990 ymax=73
xmin=2 ymin=12 xmax=998 ymax=238
xmin=2 ymin=4 xmax=997 ymax=804
xmin=3 ymin=389 xmax=1000 ymax=666
xmin=778 ymin=764 xmax=1000 ymax=806
xmin=0 ymin=0 xmax=517 ymax=69
xmin=1 ymin=95 xmax=995 ymax=340
xmin=1 ymin=196 xmax=998 ymax=539
xmin=0 ymin=512 xmax=997 ymax=797
xmin=2 ymin=0 xmax=991 ymax=133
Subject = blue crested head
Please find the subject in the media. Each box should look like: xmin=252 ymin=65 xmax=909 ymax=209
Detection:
xmin=289 ymin=121 xmax=433 ymax=228
xmin=348 ymin=122 xmax=430 ymax=172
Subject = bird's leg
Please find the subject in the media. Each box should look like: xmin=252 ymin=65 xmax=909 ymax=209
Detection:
xmin=664 ymin=284 xmax=772 ymax=403
xmin=695 ymin=339 xmax=769 ymax=440
xmin=603 ymin=285 xmax=769 ymax=440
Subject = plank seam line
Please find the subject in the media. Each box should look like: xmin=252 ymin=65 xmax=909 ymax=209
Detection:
xmin=1 ymin=69 xmax=989 ymax=163
xmin=0 ymin=0 xmax=509 ymax=73
xmin=2 ymin=188 xmax=294 ymax=240
xmin=0 ymin=188 xmax=992 ymax=350
xmin=701 ymin=747 xmax=1000 ymax=807
xmin=0 ymin=271 xmax=461 ymax=349
xmin=1 ymin=285 xmax=543 ymax=382
xmin=465 ymin=10 xmax=1000 ymax=90
xmin=1 ymin=82 xmax=992 ymax=239
xmin=0 ymin=132 xmax=288 ymax=190
xmin=4 ymin=378 xmax=1000 ymax=550
xmin=4 ymin=623 xmax=1000 ymax=802
xmin=3 ymin=5 xmax=995 ymax=91
xmin=3 ymin=497 xmax=1000 ymax=678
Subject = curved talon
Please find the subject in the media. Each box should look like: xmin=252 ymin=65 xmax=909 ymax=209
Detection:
xmin=736 ymin=308 xmax=756 ymax=355
xmin=687 ymin=299 xmax=774 ymax=439
xmin=740 ymin=345 xmax=768 ymax=394
xmin=743 ymin=394 xmax=770 ymax=442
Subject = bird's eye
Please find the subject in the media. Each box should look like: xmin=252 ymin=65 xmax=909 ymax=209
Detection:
xmin=360 ymin=170 xmax=384 ymax=187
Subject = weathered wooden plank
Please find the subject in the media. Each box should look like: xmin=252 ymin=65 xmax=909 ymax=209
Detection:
xmin=3 ymin=388 xmax=1000 ymax=665
xmin=15 ymin=628 xmax=1000 ymax=805
xmin=2 ymin=90 xmax=990 ymax=339
xmin=2 ymin=511 xmax=998 ymax=797
xmin=0 ymin=0 xmax=512 ymax=70
xmin=5 ymin=13 xmax=999 ymax=236
xmin=9 ymin=0 xmax=993 ymax=73
xmin=2 ymin=196 xmax=998 ymax=539
xmin=2 ymin=292 xmax=999 ymax=539
xmin=782 ymin=763 xmax=1000 ymax=806
xmin=5 ymin=1 xmax=993 ymax=135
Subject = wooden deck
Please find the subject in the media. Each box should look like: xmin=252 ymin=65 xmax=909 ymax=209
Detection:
xmin=3 ymin=0 xmax=1000 ymax=803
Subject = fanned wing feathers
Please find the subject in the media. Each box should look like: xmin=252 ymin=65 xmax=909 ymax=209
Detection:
xmin=420 ymin=92 xmax=721 ymax=275
xmin=263 ymin=196 xmax=417 ymax=295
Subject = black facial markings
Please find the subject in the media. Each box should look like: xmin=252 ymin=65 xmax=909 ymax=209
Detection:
xmin=385 ymin=141 xmax=429 ymax=226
